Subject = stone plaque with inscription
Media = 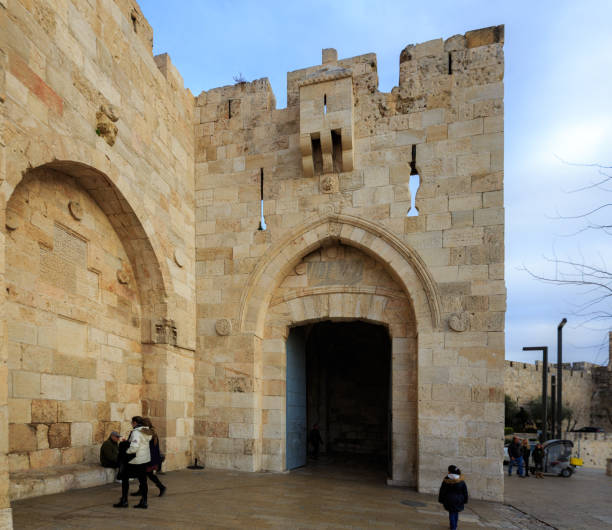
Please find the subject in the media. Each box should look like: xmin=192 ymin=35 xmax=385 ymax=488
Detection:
xmin=307 ymin=260 xmax=363 ymax=286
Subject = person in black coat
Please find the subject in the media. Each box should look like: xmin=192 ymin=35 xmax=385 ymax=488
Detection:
xmin=508 ymin=436 xmax=524 ymax=477
xmin=308 ymin=424 xmax=324 ymax=459
xmin=438 ymin=465 xmax=468 ymax=530
xmin=532 ymin=442 xmax=545 ymax=478
xmin=521 ymin=439 xmax=532 ymax=477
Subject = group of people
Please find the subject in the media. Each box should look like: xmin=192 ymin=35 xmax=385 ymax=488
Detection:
xmin=507 ymin=436 xmax=545 ymax=479
xmin=99 ymin=416 xmax=167 ymax=509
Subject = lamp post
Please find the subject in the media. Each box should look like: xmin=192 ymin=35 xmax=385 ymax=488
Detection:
xmin=551 ymin=375 xmax=556 ymax=438
xmin=523 ymin=346 xmax=549 ymax=442
xmin=557 ymin=318 xmax=567 ymax=438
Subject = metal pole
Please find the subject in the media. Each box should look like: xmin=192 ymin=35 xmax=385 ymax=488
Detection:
xmin=551 ymin=375 xmax=556 ymax=439
xmin=557 ymin=318 xmax=567 ymax=438
xmin=523 ymin=346 xmax=548 ymax=442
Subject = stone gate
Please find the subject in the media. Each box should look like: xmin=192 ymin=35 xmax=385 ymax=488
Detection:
xmin=0 ymin=1 xmax=505 ymax=526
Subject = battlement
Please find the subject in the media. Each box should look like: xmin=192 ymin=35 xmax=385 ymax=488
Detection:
xmin=505 ymin=359 xmax=598 ymax=376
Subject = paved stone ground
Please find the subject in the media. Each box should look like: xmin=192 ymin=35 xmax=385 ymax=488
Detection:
xmin=11 ymin=460 xmax=547 ymax=529
xmin=504 ymin=466 xmax=612 ymax=529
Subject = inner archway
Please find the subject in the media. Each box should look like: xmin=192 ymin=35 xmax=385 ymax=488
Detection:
xmin=286 ymin=320 xmax=391 ymax=480
xmin=258 ymin=241 xmax=419 ymax=486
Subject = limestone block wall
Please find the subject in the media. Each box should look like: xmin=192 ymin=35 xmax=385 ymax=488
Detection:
xmin=565 ymin=433 xmax=612 ymax=469
xmin=504 ymin=361 xmax=595 ymax=429
xmin=0 ymin=3 xmax=196 ymax=519
xmin=0 ymin=4 xmax=10 ymax=524
xmin=195 ymin=26 xmax=505 ymax=501
xmin=591 ymin=333 xmax=612 ymax=431
xmin=6 ymin=168 xmax=144 ymax=473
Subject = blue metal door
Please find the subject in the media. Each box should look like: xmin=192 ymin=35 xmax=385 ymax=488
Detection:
xmin=286 ymin=327 xmax=307 ymax=469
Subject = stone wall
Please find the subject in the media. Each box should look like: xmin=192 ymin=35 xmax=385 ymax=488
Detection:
xmin=7 ymin=168 xmax=144 ymax=473
xmin=504 ymin=361 xmax=595 ymax=429
xmin=0 ymin=1 xmax=196 ymax=525
xmin=565 ymin=433 xmax=612 ymax=469
xmin=591 ymin=332 xmax=612 ymax=431
xmin=194 ymin=27 xmax=506 ymax=500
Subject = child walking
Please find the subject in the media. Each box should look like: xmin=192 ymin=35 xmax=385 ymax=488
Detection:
xmin=438 ymin=465 xmax=469 ymax=530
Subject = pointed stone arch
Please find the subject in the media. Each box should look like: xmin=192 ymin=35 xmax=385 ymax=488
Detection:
xmin=3 ymin=160 xmax=171 ymax=341
xmin=239 ymin=213 xmax=442 ymax=338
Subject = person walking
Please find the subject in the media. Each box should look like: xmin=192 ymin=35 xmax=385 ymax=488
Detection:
xmin=532 ymin=442 xmax=545 ymax=478
xmin=521 ymin=439 xmax=532 ymax=477
xmin=438 ymin=465 xmax=468 ymax=530
xmin=130 ymin=418 xmax=166 ymax=497
xmin=508 ymin=437 xmax=524 ymax=477
xmin=113 ymin=416 xmax=152 ymax=509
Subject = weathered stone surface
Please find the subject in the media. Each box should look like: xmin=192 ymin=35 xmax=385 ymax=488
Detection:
xmin=47 ymin=423 xmax=71 ymax=449
xmin=9 ymin=424 xmax=37 ymax=453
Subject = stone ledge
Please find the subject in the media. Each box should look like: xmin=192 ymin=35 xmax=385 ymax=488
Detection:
xmin=10 ymin=464 xmax=116 ymax=501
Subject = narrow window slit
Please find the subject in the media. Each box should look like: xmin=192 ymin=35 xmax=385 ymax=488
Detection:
xmin=324 ymin=94 xmax=327 ymax=115
xmin=448 ymin=52 xmax=452 ymax=75
xmin=311 ymin=134 xmax=323 ymax=175
xmin=407 ymin=145 xmax=420 ymax=217
xmin=228 ymin=99 xmax=232 ymax=119
xmin=331 ymin=129 xmax=343 ymax=173
xmin=258 ymin=168 xmax=267 ymax=230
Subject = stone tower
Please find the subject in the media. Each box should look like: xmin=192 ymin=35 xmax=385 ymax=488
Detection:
xmin=0 ymin=1 xmax=505 ymax=526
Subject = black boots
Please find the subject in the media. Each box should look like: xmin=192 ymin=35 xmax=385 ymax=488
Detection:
xmin=134 ymin=499 xmax=148 ymax=509
xmin=113 ymin=498 xmax=128 ymax=508
xmin=158 ymin=485 xmax=167 ymax=497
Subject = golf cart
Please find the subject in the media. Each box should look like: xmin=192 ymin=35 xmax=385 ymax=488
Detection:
xmin=541 ymin=439 xmax=579 ymax=477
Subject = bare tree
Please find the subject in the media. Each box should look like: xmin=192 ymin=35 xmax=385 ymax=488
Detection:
xmin=524 ymin=161 xmax=612 ymax=337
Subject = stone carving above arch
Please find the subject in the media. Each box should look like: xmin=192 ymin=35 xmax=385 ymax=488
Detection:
xmin=238 ymin=213 xmax=442 ymax=336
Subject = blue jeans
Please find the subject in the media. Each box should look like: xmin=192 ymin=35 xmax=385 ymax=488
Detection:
xmin=449 ymin=511 xmax=459 ymax=529
xmin=509 ymin=456 xmax=524 ymax=476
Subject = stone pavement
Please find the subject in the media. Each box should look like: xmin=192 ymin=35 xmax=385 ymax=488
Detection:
xmin=504 ymin=467 xmax=612 ymax=529
xmin=11 ymin=464 xmax=547 ymax=529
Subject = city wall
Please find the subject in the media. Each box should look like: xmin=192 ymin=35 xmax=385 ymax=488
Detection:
xmin=0 ymin=0 xmax=196 ymax=524
xmin=565 ymin=433 xmax=612 ymax=470
xmin=504 ymin=361 xmax=595 ymax=429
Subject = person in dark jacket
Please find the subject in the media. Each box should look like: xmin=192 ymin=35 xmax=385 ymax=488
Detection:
xmin=521 ymin=439 xmax=532 ymax=477
xmin=130 ymin=417 xmax=166 ymax=497
xmin=100 ymin=431 xmax=120 ymax=468
xmin=438 ymin=465 xmax=468 ymax=530
xmin=532 ymin=442 xmax=545 ymax=478
xmin=508 ymin=437 xmax=524 ymax=477
xmin=309 ymin=424 xmax=324 ymax=459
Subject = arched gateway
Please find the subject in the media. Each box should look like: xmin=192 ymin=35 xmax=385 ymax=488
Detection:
xmin=233 ymin=214 xmax=442 ymax=486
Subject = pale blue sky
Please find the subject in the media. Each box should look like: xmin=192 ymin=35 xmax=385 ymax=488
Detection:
xmin=139 ymin=0 xmax=612 ymax=365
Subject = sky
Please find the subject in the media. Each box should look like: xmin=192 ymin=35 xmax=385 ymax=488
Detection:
xmin=139 ymin=0 xmax=612 ymax=365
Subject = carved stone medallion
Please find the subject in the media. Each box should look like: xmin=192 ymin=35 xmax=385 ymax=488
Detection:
xmin=215 ymin=318 xmax=232 ymax=336
xmin=174 ymin=248 xmax=185 ymax=268
xmin=5 ymin=210 xmax=21 ymax=231
xmin=448 ymin=312 xmax=469 ymax=332
xmin=117 ymin=269 xmax=129 ymax=285
xmin=69 ymin=201 xmax=83 ymax=221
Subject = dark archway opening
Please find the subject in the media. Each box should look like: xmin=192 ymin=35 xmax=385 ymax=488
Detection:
xmin=286 ymin=320 xmax=391 ymax=480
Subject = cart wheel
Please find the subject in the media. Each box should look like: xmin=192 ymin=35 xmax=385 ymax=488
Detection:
xmin=561 ymin=467 xmax=573 ymax=478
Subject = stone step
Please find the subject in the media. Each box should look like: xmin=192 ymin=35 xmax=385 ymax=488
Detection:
xmin=10 ymin=464 xmax=116 ymax=501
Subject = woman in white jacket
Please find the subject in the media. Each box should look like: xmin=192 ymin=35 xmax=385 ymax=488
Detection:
xmin=113 ymin=416 xmax=152 ymax=509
